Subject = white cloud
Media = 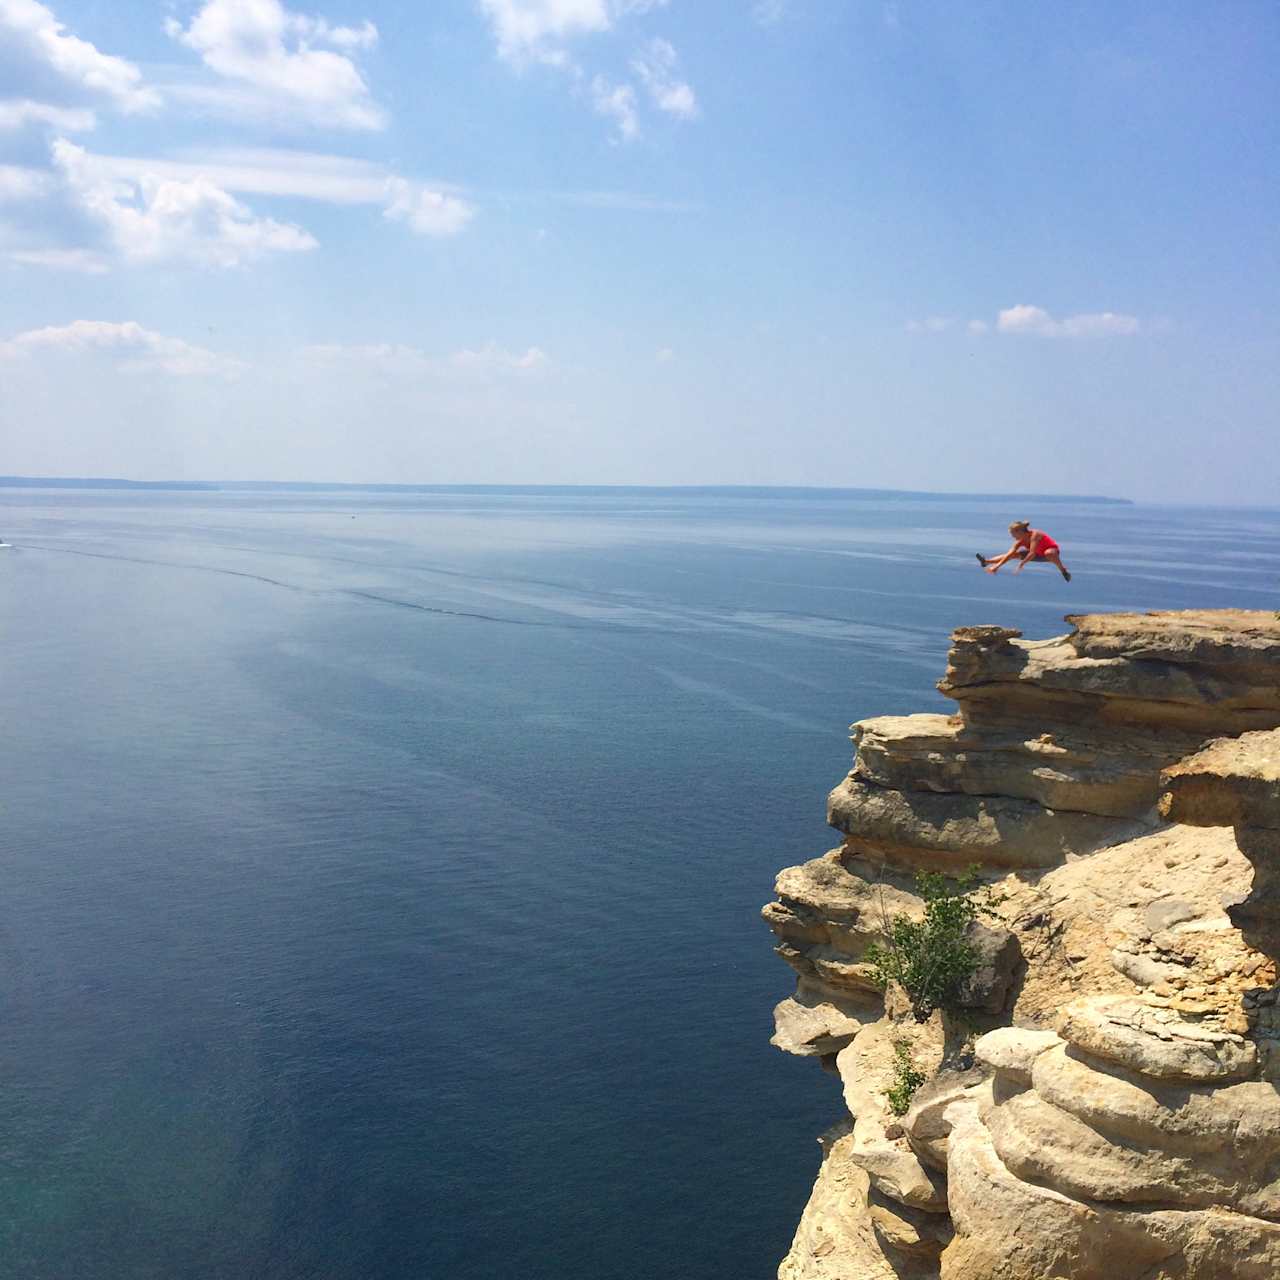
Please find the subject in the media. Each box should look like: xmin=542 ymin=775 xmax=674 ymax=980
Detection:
xmin=0 ymin=0 xmax=158 ymax=129
xmin=308 ymin=340 xmax=548 ymax=375
xmin=478 ymin=1 xmax=685 ymax=140
xmin=305 ymin=342 xmax=432 ymax=375
xmin=477 ymin=0 xmax=612 ymax=66
xmin=84 ymin=147 xmax=392 ymax=204
xmin=1 ymin=319 xmax=243 ymax=376
xmin=18 ymin=147 xmax=474 ymax=253
xmin=8 ymin=246 xmax=108 ymax=271
xmin=383 ymin=177 xmax=475 ymax=237
xmin=995 ymin=304 xmax=1057 ymax=335
xmin=0 ymin=163 xmax=48 ymax=201
xmin=0 ymin=98 xmax=95 ymax=131
xmin=906 ymin=315 xmax=954 ymax=333
xmin=69 ymin=148 xmax=474 ymax=236
xmin=908 ymin=307 xmax=1138 ymax=338
xmin=1058 ymin=311 xmax=1141 ymax=337
xmin=631 ymin=37 xmax=697 ymax=118
xmin=452 ymin=341 xmax=547 ymax=372
xmin=996 ymin=303 xmax=1139 ymax=337
xmin=751 ymin=0 xmax=788 ymax=25
xmin=590 ymin=75 xmax=638 ymax=141
xmin=52 ymin=138 xmax=318 ymax=269
xmin=165 ymin=0 xmax=385 ymax=129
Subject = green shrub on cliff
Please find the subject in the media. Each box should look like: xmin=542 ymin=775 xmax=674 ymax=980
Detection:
xmin=885 ymin=1040 xmax=928 ymax=1116
xmin=865 ymin=868 xmax=1004 ymax=1023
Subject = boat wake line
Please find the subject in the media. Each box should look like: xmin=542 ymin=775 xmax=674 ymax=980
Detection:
xmin=17 ymin=542 xmax=645 ymax=632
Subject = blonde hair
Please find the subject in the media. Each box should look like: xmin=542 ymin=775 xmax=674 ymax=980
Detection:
xmin=1009 ymin=520 xmax=1030 ymax=533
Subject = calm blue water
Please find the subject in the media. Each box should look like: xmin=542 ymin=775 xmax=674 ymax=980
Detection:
xmin=0 ymin=489 xmax=1277 ymax=1280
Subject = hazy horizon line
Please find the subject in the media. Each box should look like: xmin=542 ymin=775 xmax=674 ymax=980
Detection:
xmin=0 ymin=475 xmax=1135 ymax=504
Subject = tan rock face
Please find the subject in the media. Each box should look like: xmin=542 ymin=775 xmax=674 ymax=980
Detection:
xmin=836 ymin=1024 xmax=949 ymax=1213
xmin=764 ymin=610 xmax=1280 ymax=1280
xmin=1067 ymin=610 xmax=1280 ymax=670
xmin=867 ymin=1188 xmax=953 ymax=1262
xmin=764 ymin=850 xmax=922 ymax=1020
xmin=1032 ymin=1043 xmax=1280 ymax=1152
xmin=943 ymin=1099 xmax=1280 ymax=1280
xmin=1160 ymin=729 xmax=1280 ymax=830
xmin=854 ymin=713 xmax=1190 ymax=819
xmin=944 ymin=1017 xmax=1280 ymax=1271
xmin=777 ymin=1125 xmax=902 ymax=1280
xmin=987 ymin=1081 xmax=1280 ymax=1218
xmin=1056 ymin=995 xmax=1258 ymax=1083
xmin=827 ymin=775 xmax=1143 ymax=868
xmin=973 ymin=1027 xmax=1059 ymax=1086
xmin=941 ymin=610 xmax=1280 ymax=735
xmin=1159 ymin=728 xmax=1280 ymax=961
xmin=769 ymin=985 xmax=880 ymax=1058
xmin=900 ymin=1067 xmax=987 ymax=1172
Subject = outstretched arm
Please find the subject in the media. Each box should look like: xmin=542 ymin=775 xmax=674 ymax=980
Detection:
xmin=1013 ymin=533 xmax=1042 ymax=573
xmin=985 ymin=541 xmax=1021 ymax=573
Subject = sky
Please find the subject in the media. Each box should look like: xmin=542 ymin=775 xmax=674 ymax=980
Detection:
xmin=0 ymin=0 xmax=1276 ymax=502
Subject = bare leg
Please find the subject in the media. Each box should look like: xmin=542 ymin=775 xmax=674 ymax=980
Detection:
xmin=986 ymin=547 xmax=1028 ymax=574
xmin=1044 ymin=550 xmax=1071 ymax=581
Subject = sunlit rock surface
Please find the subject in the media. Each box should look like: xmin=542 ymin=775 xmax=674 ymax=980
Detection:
xmin=764 ymin=610 xmax=1280 ymax=1279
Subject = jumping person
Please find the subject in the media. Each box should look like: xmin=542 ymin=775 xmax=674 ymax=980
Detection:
xmin=977 ymin=521 xmax=1071 ymax=581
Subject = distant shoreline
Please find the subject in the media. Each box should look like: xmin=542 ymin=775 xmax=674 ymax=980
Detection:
xmin=0 ymin=476 xmax=1133 ymax=504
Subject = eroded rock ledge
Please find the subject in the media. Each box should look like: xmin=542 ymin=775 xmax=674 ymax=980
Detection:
xmin=765 ymin=610 xmax=1280 ymax=1280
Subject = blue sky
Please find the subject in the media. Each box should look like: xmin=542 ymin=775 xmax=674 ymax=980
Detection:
xmin=1 ymin=1 xmax=1276 ymax=501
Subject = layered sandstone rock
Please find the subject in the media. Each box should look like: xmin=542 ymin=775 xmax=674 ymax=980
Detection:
xmin=942 ymin=1095 xmax=1280 ymax=1280
xmin=1161 ymin=729 xmax=1280 ymax=831
xmin=765 ymin=610 xmax=1280 ymax=1280
xmin=1161 ymin=727 xmax=1280 ymax=1054
xmin=852 ymin=713 xmax=1182 ymax=819
xmin=941 ymin=612 xmax=1280 ymax=735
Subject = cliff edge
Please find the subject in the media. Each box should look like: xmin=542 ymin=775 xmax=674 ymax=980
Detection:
xmin=764 ymin=610 xmax=1280 ymax=1279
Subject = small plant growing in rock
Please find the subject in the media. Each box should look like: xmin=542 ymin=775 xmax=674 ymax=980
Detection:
xmin=885 ymin=1040 xmax=927 ymax=1116
xmin=865 ymin=867 xmax=1005 ymax=1023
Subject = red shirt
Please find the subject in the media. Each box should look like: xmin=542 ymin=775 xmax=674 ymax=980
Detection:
xmin=1022 ymin=530 xmax=1059 ymax=556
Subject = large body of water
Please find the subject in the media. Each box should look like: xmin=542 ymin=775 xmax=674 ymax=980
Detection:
xmin=1 ymin=488 xmax=1277 ymax=1280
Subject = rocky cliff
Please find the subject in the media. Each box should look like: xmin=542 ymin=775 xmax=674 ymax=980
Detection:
xmin=764 ymin=610 xmax=1280 ymax=1279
